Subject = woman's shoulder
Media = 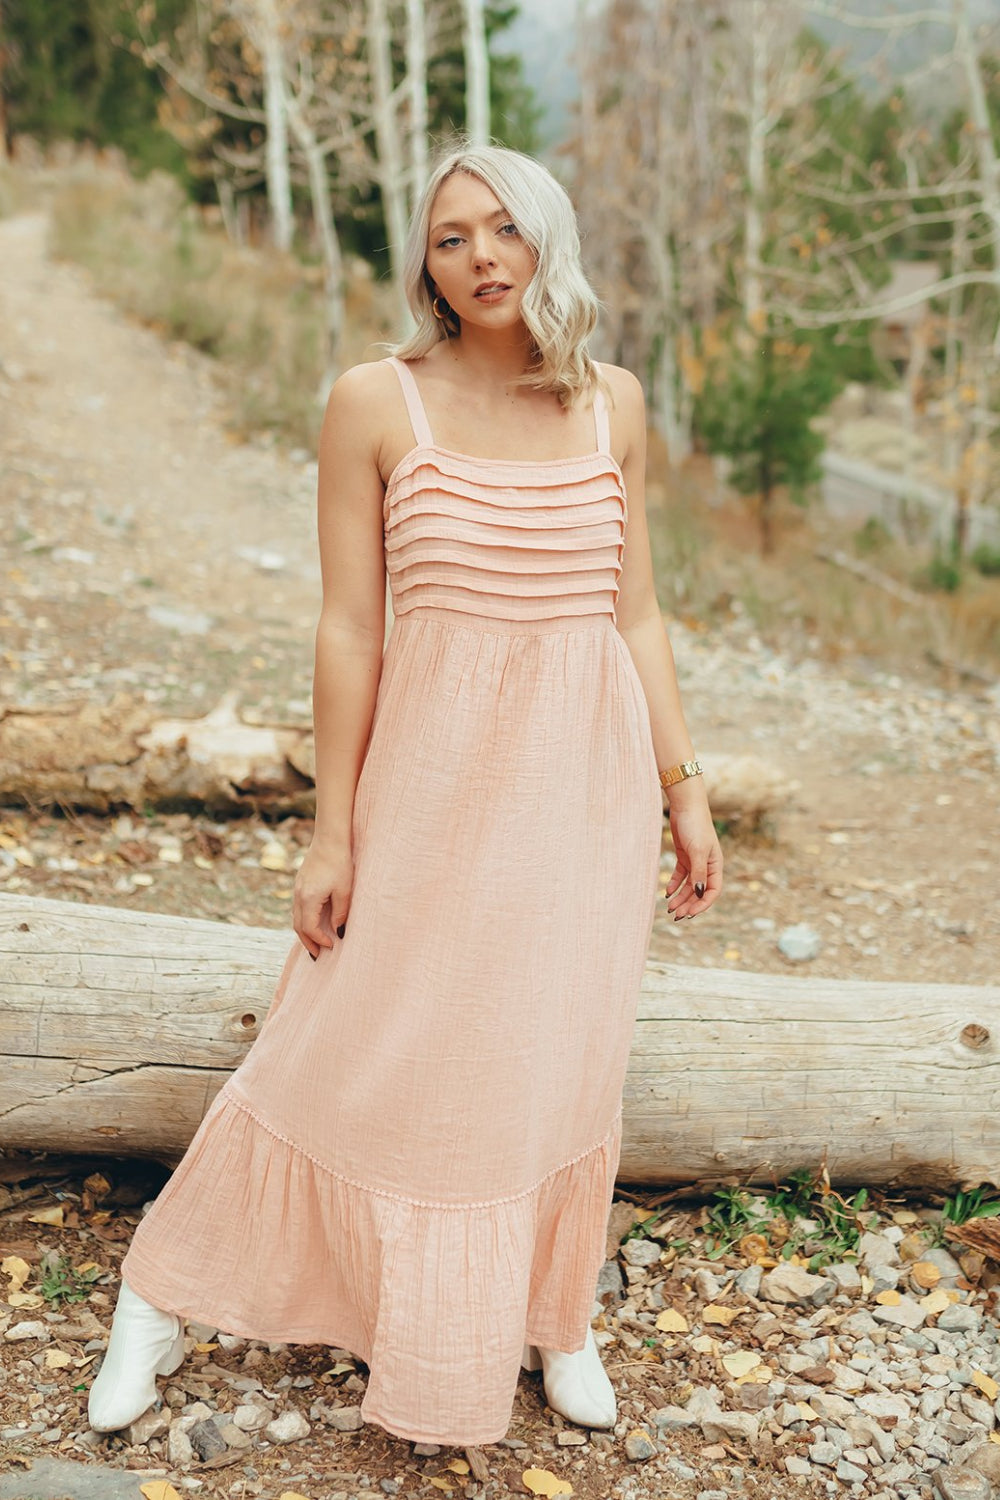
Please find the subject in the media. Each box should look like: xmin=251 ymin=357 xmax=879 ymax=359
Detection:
xmin=326 ymin=355 xmax=401 ymax=411
xmin=593 ymin=360 xmax=644 ymax=408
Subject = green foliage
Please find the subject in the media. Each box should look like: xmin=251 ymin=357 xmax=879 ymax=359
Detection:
xmin=702 ymin=1171 xmax=869 ymax=1270
xmin=853 ymin=517 xmax=892 ymax=557
xmin=971 ymin=542 xmax=1000 ymax=578
xmin=941 ymin=1186 xmax=1000 ymax=1227
xmin=695 ymin=327 xmax=842 ymax=548
xmin=915 ymin=552 xmax=963 ymax=594
xmin=39 ymin=1253 xmax=101 ymax=1307
xmin=2 ymin=0 xmax=191 ymax=176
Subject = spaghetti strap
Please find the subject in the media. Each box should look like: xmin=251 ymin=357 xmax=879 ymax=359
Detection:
xmin=387 ymin=356 xmax=434 ymax=449
xmin=592 ymin=384 xmax=611 ymax=456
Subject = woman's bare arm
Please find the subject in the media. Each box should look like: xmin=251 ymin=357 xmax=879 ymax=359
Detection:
xmin=607 ymin=365 xmax=723 ymax=919
xmin=294 ymin=364 xmax=388 ymax=957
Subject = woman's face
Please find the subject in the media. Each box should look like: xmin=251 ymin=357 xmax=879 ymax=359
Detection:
xmin=424 ymin=172 xmax=537 ymax=332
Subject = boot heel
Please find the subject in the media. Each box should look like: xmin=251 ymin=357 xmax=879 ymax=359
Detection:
xmin=155 ymin=1323 xmax=185 ymax=1378
xmin=521 ymin=1341 xmax=542 ymax=1372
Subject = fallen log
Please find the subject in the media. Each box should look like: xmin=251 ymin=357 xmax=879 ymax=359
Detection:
xmin=2 ymin=894 xmax=996 ymax=1190
xmin=0 ymin=693 xmax=793 ymax=824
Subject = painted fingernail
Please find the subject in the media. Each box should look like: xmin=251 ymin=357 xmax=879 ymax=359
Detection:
xmin=309 ymin=952 xmax=317 ymax=962
xmin=336 ymin=923 xmax=346 ymax=938
xmin=694 ymin=883 xmax=706 ymax=898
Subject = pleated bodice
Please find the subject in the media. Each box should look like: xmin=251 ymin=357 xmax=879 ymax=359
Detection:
xmin=384 ymin=358 xmax=627 ymax=627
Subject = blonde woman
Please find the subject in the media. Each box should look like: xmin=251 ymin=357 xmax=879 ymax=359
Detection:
xmin=90 ymin=143 xmax=722 ymax=1448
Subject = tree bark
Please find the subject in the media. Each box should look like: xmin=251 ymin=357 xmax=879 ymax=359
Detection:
xmin=368 ymin=0 xmax=410 ymax=330
xmin=250 ymin=0 xmax=294 ymax=252
xmin=2 ymin=894 xmax=998 ymax=1190
xmin=461 ymin=0 xmax=490 ymax=147
xmin=285 ymin=91 xmax=346 ymax=386
xmin=406 ymin=0 xmax=429 ymax=205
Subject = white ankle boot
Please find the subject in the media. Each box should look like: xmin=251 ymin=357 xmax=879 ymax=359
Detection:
xmin=88 ymin=1280 xmax=185 ymax=1432
xmin=521 ymin=1323 xmax=617 ymax=1428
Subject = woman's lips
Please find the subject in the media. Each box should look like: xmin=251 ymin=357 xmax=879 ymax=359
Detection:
xmin=474 ymin=284 xmax=511 ymax=303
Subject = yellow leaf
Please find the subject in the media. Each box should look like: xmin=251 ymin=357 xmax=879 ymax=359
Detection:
xmin=83 ymin=1173 xmax=111 ymax=1200
xmin=140 ymin=1484 xmax=184 ymax=1500
xmin=8 ymin=1291 xmax=44 ymax=1309
xmin=973 ymin=1369 xmax=1000 ymax=1402
xmin=194 ymin=1342 xmax=218 ymax=1353
xmin=920 ymin=1288 xmax=953 ymax=1315
xmin=860 ymin=1274 xmax=874 ymax=1296
xmin=522 ymin=1468 xmax=573 ymax=1497
xmin=44 ymin=1349 xmax=73 ymax=1369
xmin=703 ymin=1304 xmax=742 ymax=1326
xmin=655 ymin=1308 xmax=689 ymax=1333
xmin=277 ymin=1494 xmax=313 ymax=1500
xmin=910 ymin=1262 xmax=941 ymax=1289
xmin=691 ymin=1334 xmax=719 ymax=1354
xmin=893 ymin=1210 xmax=919 ymax=1225
xmin=875 ymin=1290 xmax=900 ymax=1306
xmin=990 ymin=1431 xmax=1000 ymax=1446
xmin=2 ymin=1256 xmax=31 ymax=1292
xmin=722 ymin=1350 xmax=761 ymax=1378
xmin=428 ymin=1481 xmax=454 ymax=1494
xmin=74 ymin=1261 xmax=100 ymax=1275
xmin=446 ymin=1459 xmax=470 ymax=1474
xmin=796 ymin=1401 xmax=819 ymax=1421
xmin=28 ymin=1205 xmax=64 ymax=1227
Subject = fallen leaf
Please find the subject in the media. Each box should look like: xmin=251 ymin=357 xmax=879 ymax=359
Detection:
xmin=972 ymin=1369 xmax=1000 ymax=1402
xmin=194 ymin=1342 xmax=218 ymax=1353
xmin=690 ymin=1334 xmax=719 ymax=1354
xmin=428 ymin=1481 xmax=454 ymax=1494
xmin=8 ymin=1291 xmax=43 ymax=1309
xmin=874 ymin=1290 xmax=901 ymax=1306
xmin=140 ymin=1484 xmax=184 ymax=1500
xmin=910 ymin=1262 xmax=941 ymax=1289
xmin=28 ymin=1205 xmax=64 ymax=1227
xmin=44 ymin=1349 xmax=73 ymax=1369
xmin=75 ymin=1261 xmax=101 ymax=1275
xmin=796 ymin=1400 xmax=819 ymax=1421
xmin=522 ymin=1469 xmax=573 ymax=1497
xmin=447 ymin=1459 xmax=470 ymax=1475
xmin=721 ymin=1350 xmax=761 ymax=1378
xmin=324 ymin=1361 xmax=355 ymax=1376
xmin=83 ymin=1173 xmax=110 ymax=1200
xmin=655 ymin=1308 xmax=689 ymax=1333
xmin=2 ymin=1256 xmax=31 ymax=1292
xmin=860 ymin=1274 xmax=874 ymax=1296
xmin=991 ymin=1431 xmax=1000 ymax=1446
xmin=892 ymin=1210 xmax=919 ymax=1226
xmin=703 ymin=1304 xmax=742 ymax=1326
xmin=738 ymin=1234 xmax=769 ymax=1260
xmin=277 ymin=1494 xmax=313 ymax=1500
xmin=920 ymin=1287 xmax=956 ymax=1315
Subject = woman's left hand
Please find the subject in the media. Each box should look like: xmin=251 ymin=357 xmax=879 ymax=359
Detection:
xmin=664 ymin=794 xmax=724 ymax=920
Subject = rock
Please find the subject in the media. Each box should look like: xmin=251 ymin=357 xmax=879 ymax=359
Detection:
xmin=938 ymin=1304 xmax=982 ymax=1334
xmin=872 ymin=1295 xmax=926 ymax=1330
xmin=803 ymin=1391 xmax=854 ymax=1424
xmin=858 ymin=1232 xmax=900 ymax=1270
xmin=832 ymin=1365 xmax=867 ymax=1394
xmin=701 ymin=1410 xmax=760 ymax=1444
xmin=778 ymin=923 xmax=822 ymax=961
xmin=232 ymin=1403 xmax=272 ymax=1432
xmin=264 ymin=1409 xmax=311 ymax=1444
xmin=857 ymin=1392 xmax=912 ymax=1422
xmin=596 ymin=1259 xmax=624 ymax=1300
xmin=735 ymin=1265 xmax=763 ymax=1298
xmin=923 ymin=1247 xmax=964 ymax=1280
xmin=685 ymin=1388 xmax=723 ymax=1422
xmin=624 ymin=1428 xmax=658 ymax=1461
xmin=217 ymin=1421 xmax=253 ymax=1450
xmin=325 ymin=1406 xmax=364 ymax=1432
xmin=760 ymin=1262 xmax=835 ymax=1307
xmin=167 ymin=1423 xmax=195 ymax=1467
xmin=825 ymin=1262 xmax=862 ymax=1291
xmin=413 ymin=1442 xmax=440 ymax=1455
xmin=622 ymin=1237 xmax=662 ymax=1268
xmin=652 ymin=1404 xmax=698 ymax=1431
xmin=4 ymin=1320 xmax=50 ymax=1342
xmin=840 ymin=1311 xmax=879 ymax=1337
xmin=809 ymin=1441 xmax=841 ymax=1466
xmin=871 ymin=1264 xmax=900 ymax=1293
xmin=125 ymin=1408 xmax=169 ymax=1446
xmin=775 ymin=1402 xmax=804 ymax=1428
xmin=932 ymin=1467 xmax=992 ymax=1500
xmin=785 ymin=1455 xmax=813 ymax=1476
xmin=959 ymin=1393 xmax=994 ymax=1429
xmin=837 ymin=1458 xmax=868 ymax=1482
xmin=967 ymin=1441 xmax=1000 ymax=1484
xmin=187 ymin=1416 xmax=227 ymax=1460
xmin=694 ymin=1269 xmax=722 ymax=1300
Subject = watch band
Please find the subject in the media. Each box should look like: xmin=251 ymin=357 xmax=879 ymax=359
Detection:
xmin=658 ymin=758 xmax=703 ymax=792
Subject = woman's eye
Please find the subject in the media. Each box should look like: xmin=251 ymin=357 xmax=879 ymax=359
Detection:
xmin=437 ymin=235 xmax=462 ymax=248
xmin=499 ymin=222 xmax=519 ymax=236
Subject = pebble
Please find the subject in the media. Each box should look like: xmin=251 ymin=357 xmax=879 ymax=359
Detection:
xmin=760 ymin=1262 xmax=835 ymax=1307
xmin=622 ymin=1237 xmax=663 ymax=1268
xmin=4 ymin=1321 xmax=49 ymax=1342
xmin=624 ymin=1427 xmax=658 ymax=1461
xmin=939 ymin=1306 xmax=982 ymax=1334
xmin=264 ymin=1410 xmax=311 ymax=1444
xmin=778 ymin=922 xmax=822 ymax=961
xmin=324 ymin=1406 xmax=365 ymax=1432
xmin=871 ymin=1294 xmax=926 ymax=1330
xmin=858 ymin=1232 xmax=900 ymax=1269
xmin=932 ymin=1466 xmax=993 ymax=1500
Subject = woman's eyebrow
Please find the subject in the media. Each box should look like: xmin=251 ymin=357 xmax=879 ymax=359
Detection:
xmin=429 ymin=209 xmax=510 ymax=236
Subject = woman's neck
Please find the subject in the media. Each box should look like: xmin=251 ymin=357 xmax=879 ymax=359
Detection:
xmin=440 ymin=323 xmax=535 ymax=386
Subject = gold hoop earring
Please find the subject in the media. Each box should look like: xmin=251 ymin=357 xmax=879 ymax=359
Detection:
xmin=432 ymin=295 xmax=451 ymax=322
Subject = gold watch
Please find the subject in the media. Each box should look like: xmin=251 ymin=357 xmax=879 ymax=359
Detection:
xmin=658 ymin=759 xmax=703 ymax=793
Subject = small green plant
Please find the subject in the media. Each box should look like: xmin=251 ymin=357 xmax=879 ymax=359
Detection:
xmin=941 ymin=1186 xmax=1000 ymax=1226
xmin=853 ymin=517 xmax=892 ymax=557
xmin=702 ymin=1170 xmax=869 ymax=1266
xmin=915 ymin=553 xmax=962 ymax=593
xmin=40 ymin=1255 xmax=101 ymax=1307
xmin=971 ymin=543 xmax=1000 ymax=578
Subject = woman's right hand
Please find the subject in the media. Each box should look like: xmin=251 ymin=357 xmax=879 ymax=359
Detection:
xmin=293 ymin=836 xmax=354 ymax=959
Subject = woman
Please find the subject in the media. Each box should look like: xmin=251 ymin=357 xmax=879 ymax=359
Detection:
xmin=89 ymin=143 xmax=722 ymax=1448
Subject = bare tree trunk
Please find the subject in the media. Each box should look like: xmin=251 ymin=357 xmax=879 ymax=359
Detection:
xmin=251 ymin=0 xmax=294 ymax=252
xmin=368 ymin=0 xmax=410 ymax=330
xmin=743 ymin=0 xmax=768 ymax=329
xmin=406 ymin=0 xmax=429 ymax=205
xmin=286 ymin=93 xmax=346 ymax=387
xmin=461 ymin=0 xmax=490 ymax=147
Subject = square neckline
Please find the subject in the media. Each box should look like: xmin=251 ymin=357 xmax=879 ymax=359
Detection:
xmin=384 ymin=357 xmax=622 ymax=501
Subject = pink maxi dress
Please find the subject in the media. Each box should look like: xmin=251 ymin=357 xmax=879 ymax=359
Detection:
xmin=122 ymin=356 xmax=663 ymax=1446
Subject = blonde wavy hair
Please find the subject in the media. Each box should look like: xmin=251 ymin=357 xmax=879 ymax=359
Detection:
xmin=391 ymin=143 xmax=602 ymax=409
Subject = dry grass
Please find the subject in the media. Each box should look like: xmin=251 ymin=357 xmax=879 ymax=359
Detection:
xmin=46 ymin=162 xmax=393 ymax=448
xmin=646 ymin=454 xmax=1000 ymax=679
